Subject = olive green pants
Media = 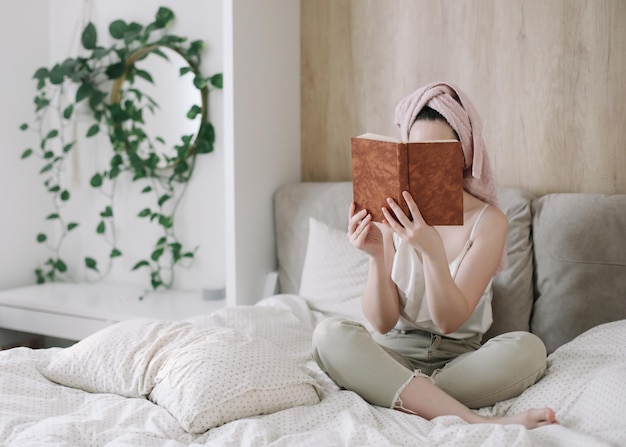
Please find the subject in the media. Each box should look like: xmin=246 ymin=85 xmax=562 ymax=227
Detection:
xmin=312 ymin=317 xmax=547 ymax=409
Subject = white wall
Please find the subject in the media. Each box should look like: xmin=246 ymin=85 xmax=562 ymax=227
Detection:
xmin=0 ymin=1 xmax=302 ymax=304
xmin=224 ymin=0 xmax=301 ymax=305
xmin=0 ymin=2 xmax=51 ymax=290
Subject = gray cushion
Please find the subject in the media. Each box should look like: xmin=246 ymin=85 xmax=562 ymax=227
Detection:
xmin=484 ymin=188 xmax=536 ymax=341
xmin=275 ymin=182 xmax=353 ymax=294
xmin=531 ymin=193 xmax=626 ymax=353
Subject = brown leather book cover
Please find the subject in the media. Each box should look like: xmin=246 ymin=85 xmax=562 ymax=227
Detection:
xmin=351 ymin=134 xmax=464 ymax=225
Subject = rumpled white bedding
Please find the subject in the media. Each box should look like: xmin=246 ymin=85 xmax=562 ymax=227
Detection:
xmin=1 ymin=294 xmax=624 ymax=447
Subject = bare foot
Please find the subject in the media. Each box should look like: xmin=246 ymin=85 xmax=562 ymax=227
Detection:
xmin=487 ymin=408 xmax=558 ymax=429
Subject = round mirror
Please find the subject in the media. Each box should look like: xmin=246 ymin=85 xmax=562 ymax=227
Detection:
xmin=110 ymin=45 xmax=208 ymax=170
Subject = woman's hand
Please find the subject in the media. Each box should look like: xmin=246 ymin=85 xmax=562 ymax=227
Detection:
xmin=348 ymin=203 xmax=384 ymax=258
xmin=382 ymin=191 xmax=444 ymax=260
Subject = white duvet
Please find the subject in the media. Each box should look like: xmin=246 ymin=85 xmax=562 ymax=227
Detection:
xmin=1 ymin=294 xmax=624 ymax=447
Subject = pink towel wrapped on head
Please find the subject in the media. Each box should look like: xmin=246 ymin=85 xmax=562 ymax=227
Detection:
xmin=394 ymin=81 xmax=506 ymax=272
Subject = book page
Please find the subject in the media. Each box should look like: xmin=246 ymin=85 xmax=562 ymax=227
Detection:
xmin=356 ymin=133 xmax=458 ymax=144
xmin=356 ymin=133 xmax=401 ymax=143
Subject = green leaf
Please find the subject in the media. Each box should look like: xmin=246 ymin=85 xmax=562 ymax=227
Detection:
xmin=36 ymin=233 xmax=47 ymax=243
xmin=89 ymin=90 xmax=107 ymax=109
xmin=188 ymin=40 xmax=204 ymax=57
xmin=158 ymin=215 xmax=173 ymax=229
xmin=90 ymin=173 xmax=103 ymax=188
xmin=186 ymin=105 xmax=202 ymax=120
xmin=46 ymin=213 xmax=60 ymax=220
xmin=33 ymin=67 xmax=49 ymax=80
xmin=44 ymin=151 xmax=54 ymax=159
xmin=110 ymin=248 xmax=122 ymax=258
xmin=110 ymin=154 xmax=124 ymax=168
xmin=151 ymin=277 xmax=162 ymax=290
xmin=179 ymin=67 xmax=192 ymax=76
xmin=123 ymin=22 xmax=143 ymax=44
xmin=134 ymin=69 xmax=153 ymax=83
xmin=210 ymin=73 xmax=223 ymax=89
xmin=132 ymin=260 xmax=150 ymax=271
xmin=63 ymin=104 xmax=74 ymax=120
xmin=39 ymin=164 xmax=53 ymax=174
xmin=86 ymin=124 xmax=100 ymax=137
xmin=141 ymin=186 xmax=152 ymax=193
xmin=85 ymin=257 xmax=99 ymax=272
xmin=76 ymin=83 xmax=94 ymax=102
xmin=55 ymin=259 xmax=67 ymax=273
xmin=105 ymin=62 xmax=126 ymax=80
xmin=48 ymin=185 xmax=60 ymax=193
xmin=109 ymin=167 xmax=121 ymax=179
xmin=137 ymin=208 xmax=151 ymax=218
xmin=34 ymin=96 xmax=50 ymax=112
xmin=67 ymin=222 xmax=79 ymax=231
xmin=92 ymin=47 xmax=110 ymax=60
xmin=199 ymin=121 xmax=216 ymax=144
xmin=46 ymin=129 xmax=59 ymax=140
xmin=63 ymin=142 xmax=74 ymax=153
xmin=60 ymin=58 xmax=77 ymax=75
xmin=174 ymin=159 xmax=189 ymax=174
xmin=81 ymin=22 xmax=97 ymax=50
xmin=96 ymin=221 xmax=105 ymax=234
xmin=193 ymin=76 xmax=207 ymax=89
xmin=155 ymin=7 xmax=175 ymax=28
xmin=35 ymin=268 xmax=45 ymax=284
xmin=195 ymin=139 xmax=211 ymax=154
xmin=151 ymin=248 xmax=164 ymax=261
xmin=109 ymin=19 xmax=127 ymax=39
xmin=49 ymin=64 xmax=65 ymax=85
xmin=182 ymin=252 xmax=195 ymax=258
xmin=21 ymin=148 xmax=33 ymax=159
xmin=60 ymin=190 xmax=70 ymax=201
xmin=20 ymin=123 xmax=28 ymax=131
xmin=157 ymin=194 xmax=171 ymax=207
xmin=100 ymin=206 xmax=113 ymax=217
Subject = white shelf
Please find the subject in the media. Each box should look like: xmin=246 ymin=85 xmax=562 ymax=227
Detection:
xmin=0 ymin=282 xmax=225 ymax=341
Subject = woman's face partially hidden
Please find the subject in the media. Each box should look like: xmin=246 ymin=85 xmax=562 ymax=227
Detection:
xmin=408 ymin=119 xmax=458 ymax=142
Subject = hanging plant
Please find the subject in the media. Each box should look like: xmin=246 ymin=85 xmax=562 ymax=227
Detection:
xmin=20 ymin=6 xmax=222 ymax=290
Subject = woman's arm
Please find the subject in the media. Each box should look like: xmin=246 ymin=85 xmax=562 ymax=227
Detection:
xmin=348 ymin=204 xmax=401 ymax=333
xmin=383 ymin=192 xmax=507 ymax=334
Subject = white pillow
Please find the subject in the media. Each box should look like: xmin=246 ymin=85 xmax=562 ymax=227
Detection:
xmin=39 ymin=318 xmax=203 ymax=397
xmin=299 ymin=217 xmax=369 ymax=321
xmin=149 ymin=327 xmax=321 ymax=433
xmin=40 ymin=319 xmax=321 ymax=433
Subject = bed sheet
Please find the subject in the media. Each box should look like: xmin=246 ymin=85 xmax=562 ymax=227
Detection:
xmin=1 ymin=294 xmax=624 ymax=447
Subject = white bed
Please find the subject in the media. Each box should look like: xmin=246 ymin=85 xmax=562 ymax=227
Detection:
xmin=1 ymin=297 xmax=624 ymax=446
xmin=1 ymin=182 xmax=625 ymax=447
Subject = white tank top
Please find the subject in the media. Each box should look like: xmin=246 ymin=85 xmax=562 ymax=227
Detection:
xmin=391 ymin=204 xmax=493 ymax=339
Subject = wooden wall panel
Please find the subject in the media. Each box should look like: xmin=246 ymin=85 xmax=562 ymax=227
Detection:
xmin=301 ymin=0 xmax=626 ymax=195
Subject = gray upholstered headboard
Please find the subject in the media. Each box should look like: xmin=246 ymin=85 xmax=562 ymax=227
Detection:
xmin=273 ymin=182 xmax=537 ymax=341
xmin=274 ymin=182 xmax=353 ymax=295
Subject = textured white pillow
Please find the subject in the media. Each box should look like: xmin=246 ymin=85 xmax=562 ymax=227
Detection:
xmin=39 ymin=319 xmax=204 ymax=397
xmin=299 ymin=217 xmax=369 ymax=321
xmin=40 ymin=319 xmax=321 ymax=433
xmin=149 ymin=327 xmax=321 ymax=433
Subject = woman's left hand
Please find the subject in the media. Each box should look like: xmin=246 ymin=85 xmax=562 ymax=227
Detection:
xmin=382 ymin=191 xmax=444 ymax=259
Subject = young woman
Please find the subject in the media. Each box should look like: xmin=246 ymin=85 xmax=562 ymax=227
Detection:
xmin=312 ymin=82 xmax=557 ymax=428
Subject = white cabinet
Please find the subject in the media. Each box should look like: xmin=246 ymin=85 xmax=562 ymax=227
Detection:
xmin=0 ymin=283 xmax=225 ymax=341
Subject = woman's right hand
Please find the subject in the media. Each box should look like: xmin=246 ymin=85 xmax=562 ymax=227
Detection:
xmin=348 ymin=203 xmax=384 ymax=258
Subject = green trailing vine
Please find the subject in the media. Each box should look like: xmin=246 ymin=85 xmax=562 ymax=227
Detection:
xmin=20 ymin=7 xmax=222 ymax=290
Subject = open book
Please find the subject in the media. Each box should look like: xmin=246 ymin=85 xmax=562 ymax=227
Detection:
xmin=351 ymin=133 xmax=464 ymax=225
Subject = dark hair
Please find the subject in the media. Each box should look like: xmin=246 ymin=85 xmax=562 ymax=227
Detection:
xmin=414 ymin=106 xmax=460 ymax=140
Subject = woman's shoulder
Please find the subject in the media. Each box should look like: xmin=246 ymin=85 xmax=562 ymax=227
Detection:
xmin=464 ymin=194 xmax=508 ymax=234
